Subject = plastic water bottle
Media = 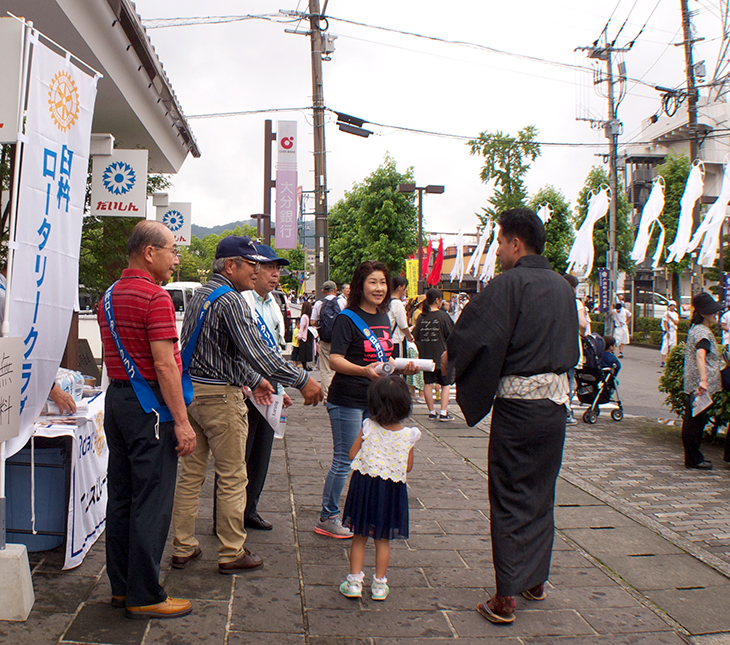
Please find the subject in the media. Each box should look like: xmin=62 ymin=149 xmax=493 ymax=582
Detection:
xmin=70 ymin=370 xmax=84 ymax=402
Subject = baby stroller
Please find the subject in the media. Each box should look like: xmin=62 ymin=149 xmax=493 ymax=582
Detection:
xmin=574 ymin=333 xmax=624 ymax=424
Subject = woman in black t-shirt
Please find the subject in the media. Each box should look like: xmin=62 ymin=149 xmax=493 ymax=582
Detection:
xmin=314 ymin=261 xmax=395 ymax=539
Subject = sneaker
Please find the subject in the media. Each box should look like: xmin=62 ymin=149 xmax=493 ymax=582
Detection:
xmin=315 ymin=517 xmax=354 ymax=539
xmin=428 ymin=411 xmax=437 ymax=420
xmin=371 ymin=578 xmax=389 ymax=601
xmin=438 ymin=413 xmax=455 ymax=422
xmin=566 ymin=415 xmax=578 ymax=426
xmin=339 ymin=579 xmax=363 ymax=598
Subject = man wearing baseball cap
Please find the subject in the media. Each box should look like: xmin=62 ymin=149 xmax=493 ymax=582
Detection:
xmin=171 ymin=236 xmax=323 ymax=573
xmin=311 ymin=280 xmax=340 ymax=398
xmin=241 ymin=244 xmax=292 ymax=531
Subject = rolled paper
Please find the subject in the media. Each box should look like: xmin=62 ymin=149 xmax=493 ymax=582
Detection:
xmin=392 ymin=358 xmax=436 ymax=372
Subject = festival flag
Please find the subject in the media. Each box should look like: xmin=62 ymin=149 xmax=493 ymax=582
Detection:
xmin=427 ymin=238 xmax=444 ymax=286
xmin=422 ymin=240 xmax=433 ymax=278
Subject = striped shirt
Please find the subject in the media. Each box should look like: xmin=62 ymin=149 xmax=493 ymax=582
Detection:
xmin=98 ymin=269 xmax=181 ymax=381
xmin=181 ymin=273 xmax=308 ymax=389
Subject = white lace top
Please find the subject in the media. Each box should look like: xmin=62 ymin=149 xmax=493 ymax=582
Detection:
xmin=351 ymin=419 xmax=421 ymax=483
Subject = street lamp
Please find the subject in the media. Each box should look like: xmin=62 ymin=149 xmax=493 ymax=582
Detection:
xmin=397 ymin=183 xmax=444 ymax=294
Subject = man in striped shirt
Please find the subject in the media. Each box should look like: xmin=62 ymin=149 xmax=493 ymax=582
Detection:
xmin=171 ymin=236 xmax=322 ymax=574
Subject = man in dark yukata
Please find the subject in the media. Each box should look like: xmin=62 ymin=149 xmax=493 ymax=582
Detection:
xmin=442 ymin=208 xmax=579 ymax=624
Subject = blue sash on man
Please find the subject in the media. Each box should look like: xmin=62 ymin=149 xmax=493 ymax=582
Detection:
xmin=103 ymin=283 xmax=233 ymax=425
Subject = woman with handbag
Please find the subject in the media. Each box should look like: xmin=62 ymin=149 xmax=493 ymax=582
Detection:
xmin=681 ymin=292 xmax=722 ymax=470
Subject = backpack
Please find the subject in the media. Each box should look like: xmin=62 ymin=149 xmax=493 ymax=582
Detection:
xmin=318 ymin=297 xmax=341 ymax=342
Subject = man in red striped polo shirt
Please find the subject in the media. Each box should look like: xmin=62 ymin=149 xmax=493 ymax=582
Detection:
xmin=98 ymin=220 xmax=196 ymax=620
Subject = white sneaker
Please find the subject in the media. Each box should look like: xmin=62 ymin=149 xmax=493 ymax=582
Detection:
xmin=314 ymin=517 xmax=353 ymax=539
xmin=339 ymin=579 xmax=363 ymax=598
xmin=371 ymin=578 xmax=389 ymax=601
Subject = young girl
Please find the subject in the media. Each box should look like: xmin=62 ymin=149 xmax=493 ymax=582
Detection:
xmin=339 ymin=377 xmax=421 ymax=601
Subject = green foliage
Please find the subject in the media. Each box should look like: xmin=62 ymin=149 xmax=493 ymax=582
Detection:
xmin=656 ymin=152 xmax=692 ymax=281
xmin=176 ymin=224 xmax=258 ymax=283
xmin=468 ymin=125 xmax=541 ymax=224
xmin=659 ymin=342 xmax=730 ymax=428
xmin=574 ymin=167 xmax=635 ymax=281
xmin=79 ymin=173 xmax=174 ymax=300
xmin=528 ymin=185 xmax=574 ymax=274
xmin=328 ymin=155 xmax=417 ymax=284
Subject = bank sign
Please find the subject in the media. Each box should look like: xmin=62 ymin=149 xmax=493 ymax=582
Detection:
xmin=90 ymin=149 xmax=148 ymax=217
xmin=156 ymin=202 xmax=192 ymax=246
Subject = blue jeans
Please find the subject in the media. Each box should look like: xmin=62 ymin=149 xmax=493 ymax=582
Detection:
xmin=320 ymin=403 xmax=368 ymax=520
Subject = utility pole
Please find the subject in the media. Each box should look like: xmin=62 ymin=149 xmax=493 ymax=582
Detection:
xmin=577 ymin=36 xmax=628 ymax=333
xmin=680 ymin=0 xmax=699 ymax=166
xmin=308 ymin=0 xmax=328 ymax=292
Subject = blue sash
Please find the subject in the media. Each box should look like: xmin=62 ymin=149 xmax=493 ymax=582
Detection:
xmin=253 ymin=309 xmax=278 ymax=350
xmin=340 ymin=309 xmax=387 ymax=363
xmin=104 ymin=282 xmax=232 ymax=423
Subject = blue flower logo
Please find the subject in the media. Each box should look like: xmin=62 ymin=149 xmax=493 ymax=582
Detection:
xmin=102 ymin=161 xmax=136 ymax=195
xmin=163 ymin=209 xmax=184 ymax=231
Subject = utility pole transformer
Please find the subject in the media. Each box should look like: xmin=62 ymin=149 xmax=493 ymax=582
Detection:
xmin=308 ymin=0 xmax=328 ymax=292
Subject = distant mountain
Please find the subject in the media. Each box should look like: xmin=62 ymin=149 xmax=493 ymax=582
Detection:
xmin=192 ymin=219 xmax=316 ymax=241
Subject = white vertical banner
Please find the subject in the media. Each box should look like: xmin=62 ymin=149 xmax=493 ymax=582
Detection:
xmin=90 ymin=149 xmax=148 ymax=217
xmin=156 ymin=202 xmax=192 ymax=246
xmin=6 ymin=37 xmax=98 ymax=457
xmin=276 ymin=120 xmax=297 ymax=249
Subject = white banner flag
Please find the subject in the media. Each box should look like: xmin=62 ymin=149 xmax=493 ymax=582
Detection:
xmin=7 ymin=37 xmax=98 ymax=457
xmin=157 ymin=202 xmax=192 ymax=246
xmin=90 ymin=149 xmax=148 ymax=217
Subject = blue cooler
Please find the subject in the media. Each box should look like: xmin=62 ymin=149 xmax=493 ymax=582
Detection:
xmin=6 ymin=438 xmax=70 ymax=551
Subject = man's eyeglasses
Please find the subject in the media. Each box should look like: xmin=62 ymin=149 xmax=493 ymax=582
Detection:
xmin=153 ymin=245 xmax=181 ymax=259
xmin=241 ymin=258 xmax=260 ymax=271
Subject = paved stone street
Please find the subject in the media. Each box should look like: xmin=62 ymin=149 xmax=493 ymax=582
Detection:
xmin=6 ymin=380 xmax=730 ymax=644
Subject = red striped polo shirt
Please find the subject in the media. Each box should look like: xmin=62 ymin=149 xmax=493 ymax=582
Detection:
xmin=98 ymin=269 xmax=181 ymax=380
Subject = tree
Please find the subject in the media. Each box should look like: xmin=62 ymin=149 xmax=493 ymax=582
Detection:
xmin=655 ymin=152 xmax=692 ymax=299
xmin=528 ymin=185 xmax=574 ymax=274
xmin=468 ymin=125 xmax=541 ymax=224
xmin=175 ymin=224 xmax=258 ymax=283
xmin=574 ymin=166 xmax=635 ymax=281
xmin=79 ymin=173 xmax=172 ymax=301
xmin=328 ymin=155 xmax=417 ymax=284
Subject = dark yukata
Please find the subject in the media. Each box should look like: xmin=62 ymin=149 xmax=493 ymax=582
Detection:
xmin=448 ymin=254 xmax=579 ymax=595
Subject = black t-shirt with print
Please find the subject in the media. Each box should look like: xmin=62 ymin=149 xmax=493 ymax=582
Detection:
xmin=327 ymin=306 xmax=393 ymax=408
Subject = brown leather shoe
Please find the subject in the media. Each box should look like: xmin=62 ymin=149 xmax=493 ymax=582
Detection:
xmin=218 ymin=548 xmax=263 ymax=574
xmin=111 ymin=595 xmax=126 ymax=608
xmin=171 ymin=547 xmax=203 ymax=569
xmin=125 ymin=597 xmax=192 ymax=620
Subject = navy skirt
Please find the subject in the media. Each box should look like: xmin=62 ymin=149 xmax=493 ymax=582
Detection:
xmin=342 ymin=470 xmax=409 ymax=540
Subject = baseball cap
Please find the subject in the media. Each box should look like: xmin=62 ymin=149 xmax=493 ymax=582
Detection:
xmin=322 ymin=280 xmax=337 ymax=292
xmin=254 ymin=244 xmax=290 ymax=266
xmin=215 ymin=235 xmax=269 ymax=262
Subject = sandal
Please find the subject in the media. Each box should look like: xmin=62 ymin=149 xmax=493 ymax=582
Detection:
xmin=476 ymin=595 xmax=515 ymax=624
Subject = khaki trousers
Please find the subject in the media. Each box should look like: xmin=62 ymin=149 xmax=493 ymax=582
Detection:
xmin=172 ymin=382 xmax=249 ymax=563
xmin=319 ymin=340 xmax=334 ymax=399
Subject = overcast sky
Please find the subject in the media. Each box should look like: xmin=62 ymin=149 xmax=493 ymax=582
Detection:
xmin=134 ymin=0 xmax=727 ymax=240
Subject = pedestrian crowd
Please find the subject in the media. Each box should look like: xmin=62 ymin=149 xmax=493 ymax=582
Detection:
xmin=95 ymin=209 xmax=728 ymax=629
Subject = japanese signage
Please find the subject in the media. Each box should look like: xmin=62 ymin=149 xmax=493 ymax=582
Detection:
xmin=7 ymin=35 xmax=98 ymax=458
xmin=0 ymin=337 xmax=23 ymax=442
xmin=275 ymin=120 xmax=298 ymax=249
xmin=90 ymin=149 xmax=148 ymax=217
xmin=406 ymin=259 xmax=418 ymax=300
xmin=0 ymin=18 xmax=25 ymax=144
xmin=597 ymin=268 xmax=610 ymax=313
xmin=156 ymin=202 xmax=192 ymax=246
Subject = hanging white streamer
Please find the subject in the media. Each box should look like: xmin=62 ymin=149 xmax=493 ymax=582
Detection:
xmin=566 ymin=186 xmax=610 ymax=278
xmin=630 ymin=178 xmax=665 ymax=264
xmin=450 ymin=229 xmax=465 ymax=283
xmin=651 ymin=219 xmax=666 ymax=270
xmin=466 ymin=221 xmax=491 ymax=277
xmin=698 ymin=161 xmax=730 ymax=267
xmin=479 ymin=226 xmax=500 ymax=283
xmin=665 ymin=160 xmax=705 ymax=263
xmin=536 ymin=203 xmax=553 ymax=224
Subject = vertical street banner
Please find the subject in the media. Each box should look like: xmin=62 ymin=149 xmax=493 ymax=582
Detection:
xmin=275 ymin=120 xmax=297 ymax=249
xmin=7 ymin=36 xmax=98 ymax=457
xmin=597 ymin=268 xmax=610 ymax=313
xmin=405 ymin=259 xmax=418 ymax=300
xmin=156 ymin=202 xmax=192 ymax=246
xmin=90 ymin=149 xmax=148 ymax=216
